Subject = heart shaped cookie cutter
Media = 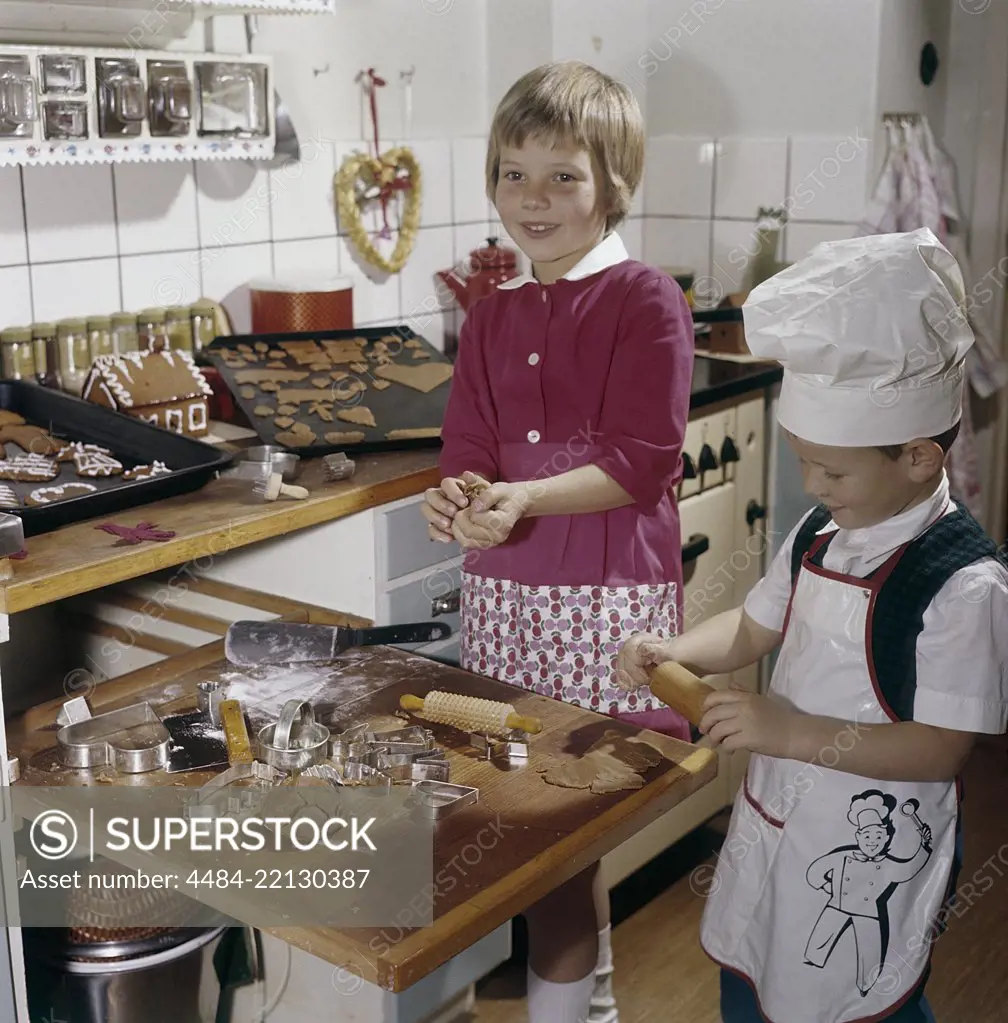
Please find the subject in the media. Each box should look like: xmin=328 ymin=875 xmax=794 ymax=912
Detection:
xmin=57 ymin=702 xmax=171 ymax=774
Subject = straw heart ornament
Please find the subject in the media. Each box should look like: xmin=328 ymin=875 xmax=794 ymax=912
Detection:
xmin=335 ymin=68 xmax=423 ymax=275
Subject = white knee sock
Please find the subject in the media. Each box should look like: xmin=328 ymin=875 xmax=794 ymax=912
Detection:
xmin=527 ymin=965 xmax=595 ymax=1023
xmin=589 ymin=924 xmax=618 ymax=1023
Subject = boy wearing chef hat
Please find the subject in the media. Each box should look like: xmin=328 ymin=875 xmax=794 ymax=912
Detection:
xmin=617 ymin=227 xmax=1008 ymax=1022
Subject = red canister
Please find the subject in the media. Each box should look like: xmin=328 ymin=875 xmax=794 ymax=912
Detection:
xmin=249 ymin=276 xmax=354 ymax=334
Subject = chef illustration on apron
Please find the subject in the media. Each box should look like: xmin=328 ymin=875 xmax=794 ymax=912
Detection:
xmin=697 ymin=497 xmax=998 ymax=1023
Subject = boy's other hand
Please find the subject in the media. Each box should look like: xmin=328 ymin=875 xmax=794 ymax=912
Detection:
xmin=699 ymin=688 xmax=798 ymax=758
xmin=616 ymin=632 xmax=676 ymax=692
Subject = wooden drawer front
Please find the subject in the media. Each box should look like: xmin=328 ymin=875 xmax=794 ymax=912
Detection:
xmin=381 ymin=561 xmax=462 ymax=647
xmin=380 ymin=496 xmax=462 ymax=581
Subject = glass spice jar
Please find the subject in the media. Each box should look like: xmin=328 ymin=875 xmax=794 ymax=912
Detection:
xmin=56 ymin=317 xmax=92 ymax=394
xmin=0 ymin=326 xmax=37 ymax=381
xmin=165 ymin=306 xmax=194 ymax=351
xmin=138 ymin=308 xmax=170 ymax=352
xmin=111 ymin=311 xmax=139 ymax=354
xmin=189 ymin=298 xmax=219 ymax=353
xmin=31 ymin=322 xmax=60 ymax=388
xmin=87 ymin=314 xmax=115 ymax=360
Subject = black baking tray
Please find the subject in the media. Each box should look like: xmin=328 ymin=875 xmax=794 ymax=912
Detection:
xmin=204 ymin=326 xmax=452 ymax=458
xmin=0 ymin=380 xmax=232 ymax=536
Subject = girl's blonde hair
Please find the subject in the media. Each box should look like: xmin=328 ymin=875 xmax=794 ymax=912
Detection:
xmin=486 ymin=61 xmax=644 ymax=232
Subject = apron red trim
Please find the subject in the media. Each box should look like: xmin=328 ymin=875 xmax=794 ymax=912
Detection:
xmin=701 ymin=943 xmax=936 ymax=1023
xmin=742 ymin=769 xmax=785 ymax=828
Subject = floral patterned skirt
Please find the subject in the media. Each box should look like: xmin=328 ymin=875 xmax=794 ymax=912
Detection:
xmin=460 ymin=570 xmax=690 ymax=738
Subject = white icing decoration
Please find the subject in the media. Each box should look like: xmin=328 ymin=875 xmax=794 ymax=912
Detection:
xmin=166 ymin=408 xmax=183 ymax=433
xmin=89 ymin=350 xmax=214 ymax=408
xmin=0 ymin=483 xmax=18 ymax=507
xmin=27 ymin=483 xmax=97 ymax=504
xmin=0 ymin=454 xmax=58 ymax=480
xmin=125 ymin=460 xmax=171 ymax=481
xmin=189 ymin=402 xmax=207 ymax=432
xmin=73 ymin=448 xmax=123 ymax=477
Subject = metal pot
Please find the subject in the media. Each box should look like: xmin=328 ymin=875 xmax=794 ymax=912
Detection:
xmin=27 ymin=927 xmax=226 ymax=1023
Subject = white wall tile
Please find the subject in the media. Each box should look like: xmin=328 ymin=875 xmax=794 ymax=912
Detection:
xmin=115 ymin=162 xmax=199 ymax=256
xmin=620 ymin=218 xmax=643 ymax=262
xmin=644 ymin=136 xmax=715 ymax=217
xmin=402 ymin=309 xmax=452 ymax=353
xmin=196 ymin=162 xmax=271 ymax=249
xmin=452 ymin=137 xmax=492 ymax=223
xmin=0 ymin=167 xmax=27 ymax=268
xmin=270 ymin=138 xmax=337 ymax=241
xmin=787 ymin=135 xmax=871 ymax=222
xmin=785 ymin=222 xmax=859 ymax=263
xmin=454 ymin=222 xmax=495 ymax=267
xmin=711 ymin=219 xmax=765 ymax=295
xmin=23 ymin=164 xmax=117 ymax=263
xmin=0 ymin=266 xmax=32 ymax=327
xmin=410 ymin=139 xmax=453 ymax=227
xmin=643 ymin=218 xmax=711 ymax=279
xmin=201 ymin=242 xmax=273 ymax=334
xmin=272 ymin=237 xmax=341 ymax=279
xmin=337 ymin=239 xmax=401 ymax=326
xmin=120 ymin=251 xmax=202 ymax=311
xmin=31 ymin=258 xmax=120 ymax=322
xmin=713 ymin=138 xmax=788 ymax=220
xmin=486 ymin=217 xmax=529 ymax=275
xmin=400 ymin=227 xmax=453 ymax=323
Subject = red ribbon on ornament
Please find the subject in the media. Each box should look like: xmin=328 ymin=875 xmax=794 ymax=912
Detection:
xmin=356 ymin=68 xmax=413 ymax=240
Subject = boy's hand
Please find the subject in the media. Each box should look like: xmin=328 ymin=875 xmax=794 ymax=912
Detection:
xmin=699 ymin=688 xmax=799 ymax=758
xmin=422 ymin=474 xmax=489 ymax=544
xmin=615 ymin=632 xmax=677 ymax=692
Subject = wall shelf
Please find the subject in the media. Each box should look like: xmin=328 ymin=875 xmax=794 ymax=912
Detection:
xmin=0 ymin=0 xmax=336 ymax=12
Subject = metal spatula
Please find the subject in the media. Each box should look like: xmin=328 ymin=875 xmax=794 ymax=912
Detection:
xmin=225 ymin=620 xmax=452 ymax=667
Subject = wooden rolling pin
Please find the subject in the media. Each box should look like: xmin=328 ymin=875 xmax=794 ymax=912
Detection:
xmin=648 ymin=661 xmax=716 ymax=728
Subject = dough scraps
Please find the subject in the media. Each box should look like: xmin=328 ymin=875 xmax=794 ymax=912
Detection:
xmin=240 ymin=386 xmax=256 ymax=400
xmin=273 ymin=416 xmax=295 ymax=429
xmin=337 ymin=406 xmax=376 ymax=428
xmin=541 ymin=729 xmax=663 ymax=795
xmin=373 ymin=362 xmax=453 ymax=393
xmin=253 ymin=405 xmax=273 ymax=417
xmin=330 ymin=371 xmax=349 ymax=381
xmin=541 ymin=759 xmax=597 ymax=789
xmin=309 ymin=404 xmax=334 ymax=422
xmin=254 ymin=342 xmax=270 ymax=353
xmin=234 ymin=369 xmax=308 ymax=385
xmin=585 ymin=730 xmax=664 ymax=772
xmin=236 ymin=343 xmax=254 ymax=354
xmin=279 ymin=340 xmax=326 ymax=364
xmin=309 ymin=362 xmax=331 ymax=372
xmin=259 ymin=381 xmax=281 ymax=393
xmin=25 ymin=482 xmax=97 ymax=505
xmin=311 ymin=377 xmax=330 ymax=388
xmin=412 ymin=350 xmax=431 ymax=360
xmin=386 ymin=427 xmax=442 ymax=440
xmin=0 ymin=411 xmax=26 ymax=427
xmin=276 ymin=404 xmax=298 ymax=416
xmin=349 ymin=362 xmax=368 ymax=373
xmin=372 ymin=379 xmax=392 ymax=390
xmin=277 ymin=388 xmax=337 ymax=405
xmin=275 ymin=423 xmax=318 ymax=447
xmin=403 ymin=338 xmax=422 ymax=349
xmin=325 ymin=431 xmax=366 ymax=445
xmin=331 ymin=379 xmax=366 ymax=402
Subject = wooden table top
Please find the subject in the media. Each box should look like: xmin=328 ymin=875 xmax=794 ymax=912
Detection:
xmin=7 ymin=640 xmax=717 ymax=992
xmin=0 ymin=449 xmax=440 ymax=615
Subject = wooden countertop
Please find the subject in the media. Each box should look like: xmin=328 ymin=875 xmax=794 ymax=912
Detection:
xmin=0 ymin=449 xmax=441 ymax=615
xmin=7 ymin=639 xmax=717 ymax=991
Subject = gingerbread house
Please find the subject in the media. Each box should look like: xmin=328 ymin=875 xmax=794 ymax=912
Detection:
xmin=82 ymin=350 xmax=213 ymax=438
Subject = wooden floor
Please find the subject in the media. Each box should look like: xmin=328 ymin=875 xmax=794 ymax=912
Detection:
xmin=466 ymin=734 xmax=1008 ymax=1023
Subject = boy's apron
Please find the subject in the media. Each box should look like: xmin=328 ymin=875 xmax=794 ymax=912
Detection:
xmin=700 ymin=530 xmax=958 ymax=1023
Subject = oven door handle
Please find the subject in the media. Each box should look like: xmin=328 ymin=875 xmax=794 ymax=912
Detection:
xmin=431 ymin=588 xmax=461 ymax=617
xmin=682 ymin=533 xmax=710 ymax=565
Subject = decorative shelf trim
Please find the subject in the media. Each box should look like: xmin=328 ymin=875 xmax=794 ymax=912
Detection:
xmin=0 ymin=137 xmax=275 ymax=168
xmin=0 ymin=0 xmax=335 ymax=10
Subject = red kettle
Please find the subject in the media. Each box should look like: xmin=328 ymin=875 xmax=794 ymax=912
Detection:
xmin=436 ymin=237 xmax=521 ymax=311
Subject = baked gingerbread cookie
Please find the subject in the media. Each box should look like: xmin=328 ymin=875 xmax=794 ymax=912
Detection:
xmin=0 ymin=484 xmax=20 ymax=509
xmin=0 ymin=424 xmax=63 ymax=456
xmin=123 ymin=460 xmax=171 ymax=481
xmin=25 ymin=482 xmax=97 ymax=506
xmin=0 ymin=454 xmax=59 ymax=482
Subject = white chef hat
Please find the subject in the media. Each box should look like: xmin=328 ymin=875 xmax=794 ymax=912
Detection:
xmin=743 ymin=228 xmax=974 ymax=447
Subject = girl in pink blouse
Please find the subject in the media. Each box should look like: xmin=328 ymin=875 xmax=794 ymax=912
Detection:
xmin=421 ymin=61 xmax=694 ymax=1023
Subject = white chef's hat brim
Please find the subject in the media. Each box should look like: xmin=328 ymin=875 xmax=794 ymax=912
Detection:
xmin=779 ymin=363 xmax=965 ymax=448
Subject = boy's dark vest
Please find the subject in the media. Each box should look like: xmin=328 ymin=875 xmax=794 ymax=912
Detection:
xmin=789 ymin=503 xmax=1007 ymax=721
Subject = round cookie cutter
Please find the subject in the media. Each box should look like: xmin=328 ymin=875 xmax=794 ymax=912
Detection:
xmin=256 ymin=700 xmax=330 ymax=772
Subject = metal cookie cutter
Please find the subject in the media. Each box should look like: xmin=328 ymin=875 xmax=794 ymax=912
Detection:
xmin=377 ymin=752 xmax=451 ymax=784
xmin=339 ymin=762 xmax=393 ymax=791
xmin=196 ymin=680 xmax=228 ymax=726
xmin=56 ymin=696 xmax=93 ymax=728
xmin=185 ymin=760 xmax=281 ymax=819
xmin=256 ymin=700 xmax=330 ymax=772
xmin=470 ymin=731 xmax=529 ymax=766
xmin=57 ymin=702 xmax=171 ymax=774
xmin=368 ymin=726 xmax=436 ymax=751
xmin=328 ymin=723 xmax=369 ymax=760
xmin=412 ymin=781 xmax=479 ymax=820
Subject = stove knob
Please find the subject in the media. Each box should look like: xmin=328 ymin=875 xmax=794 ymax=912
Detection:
xmin=698 ymin=443 xmax=718 ymax=474
xmin=681 ymin=451 xmax=697 ymax=480
xmin=720 ymin=435 xmax=740 ymax=465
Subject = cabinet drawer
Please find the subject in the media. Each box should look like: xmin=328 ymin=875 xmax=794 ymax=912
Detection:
xmin=380 ymin=561 xmax=462 ymax=644
xmin=380 ymin=497 xmax=462 ymax=581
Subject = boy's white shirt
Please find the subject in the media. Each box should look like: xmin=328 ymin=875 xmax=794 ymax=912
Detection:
xmin=745 ymin=470 xmax=1008 ymax=734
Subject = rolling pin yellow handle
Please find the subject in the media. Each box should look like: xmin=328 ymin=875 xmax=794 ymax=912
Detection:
xmin=400 ymin=695 xmax=426 ymax=713
xmin=507 ymin=713 xmax=542 ymax=735
xmin=648 ymin=661 xmax=717 ymax=728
